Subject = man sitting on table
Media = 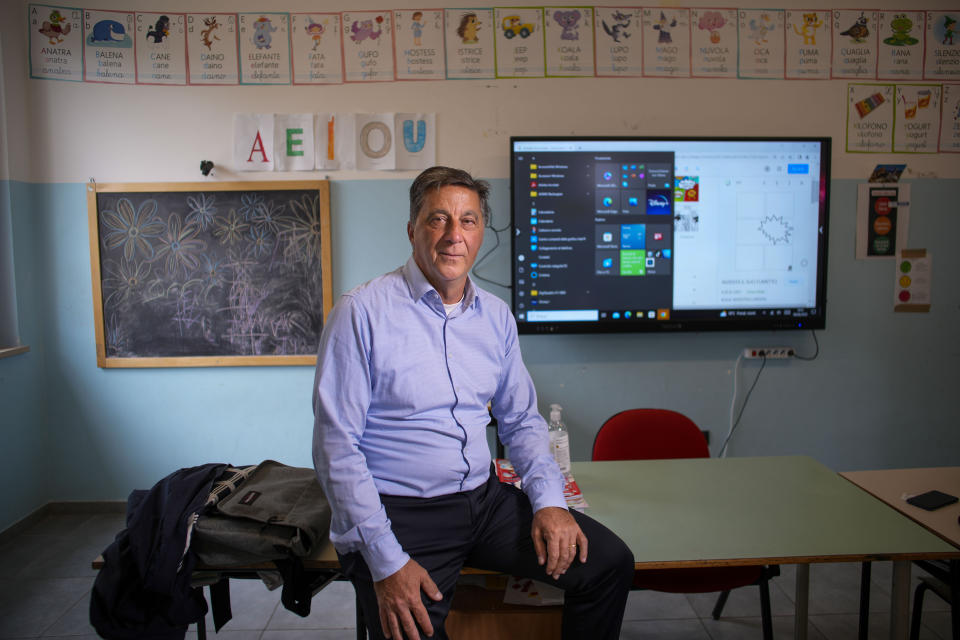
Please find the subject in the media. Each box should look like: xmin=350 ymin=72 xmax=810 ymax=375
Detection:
xmin=312 ymin=166 xmax=634 ymax=640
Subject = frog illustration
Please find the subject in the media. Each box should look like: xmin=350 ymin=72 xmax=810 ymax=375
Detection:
xmin=883 ymin=13 xmax=918 ymax=46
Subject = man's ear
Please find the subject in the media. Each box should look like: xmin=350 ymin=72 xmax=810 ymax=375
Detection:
xmin=407 ymin=221 xmax=415 ymax=245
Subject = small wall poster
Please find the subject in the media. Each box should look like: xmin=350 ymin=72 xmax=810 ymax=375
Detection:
xmin=641 ymin=8 xmax=690 ymax=77
xmin=186 ymin=14 xmax=239 ymax=85
xmin=355 ymin=114 xmax=396 ymax=171
xmin=846 ymin=83 xmax=895 ymax=153
xmin=856 ymin=183 xmax=909 ymax=259
xmin=877 ymin=10 xmax=924 ymax=80
xmin=831 ymin=10 xmax=879 ymax=79
xmin=738 ymin=9 xmax=785 ymax=79
xmin=396 ymin=113 xmax=437 ymax=170
xmin=785 ymin=9 xmax=830 ymax=79
xmin=238 ymin=13 xmax=291 ymax=85
xmin=445 ymin=8 xmax=495 ymax=79
xmin=494 ymin=7 xmax=545 ymax=78
xmin=594 ymin=7 xmax=642 ymax=77
xmin=690 ymin=8 xmax=737 ymax=78
xmin=290 ymin=13 xmax=343 ymax=85
xmin=924 ymin=12 xmax=960 ymax=81
xmin=394 ymin=9 xmax=446 ymax=80
xmin=940 ymin=83 xmax=960 ymax=152
xmin=274 ymin=114 xmax=316 ymax=172
xmin=316 ymin=113 xmax=357 ymax=170
xmin=544 ymin=7 xmax=594 ymax=77
xmin=893 ymin=84 xmax=942 ymax=153
xmin=342 ymin=11 xmax=395 ymax=82
xmin=83 ymin=9 xmax=135 ymax=84
xmin=234 ymin=113 xmax=276 ymax=172
xmin=29 ymin=4 xmax=84 ymax=81
xmin=894 ymin=249 xmax=931 ymax=312
xmin=135 ymin=12 xmax=187 ymax=85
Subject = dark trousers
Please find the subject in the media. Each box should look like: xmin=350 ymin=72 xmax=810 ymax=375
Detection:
xmin=338 ymin=469 xmax=634 ymax=640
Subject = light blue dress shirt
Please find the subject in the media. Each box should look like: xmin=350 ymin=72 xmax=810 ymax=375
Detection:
xmin=312 ymin=257 xmax=566 ymax=581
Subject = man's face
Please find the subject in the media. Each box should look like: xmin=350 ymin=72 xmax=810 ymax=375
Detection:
xmin=408 ymin=186 xmax=485 ymax=303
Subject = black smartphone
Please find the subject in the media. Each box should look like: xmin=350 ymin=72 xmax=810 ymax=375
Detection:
xmin=906 ymin=490 xmax=959 ymax=511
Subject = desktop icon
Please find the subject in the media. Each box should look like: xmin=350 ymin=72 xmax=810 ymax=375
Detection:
xmin=530 ymin=217 xmax=538 ymax=224
xmin=530 ymin=271 xmax=538 ymax=278
xmin=518 ymin=254 xmax=525 ymax=261
xmin=612 ymin=312 xmax=621 ymax=319
xmin=530 ymin=191 xmax=538 ymax=197
xmin=530 ymin=290 xmax=538 ymax=296
xmin=602 ymin=197 xmax=614 ymax=207
xmin=662 ymin=249 xmax=671 ymax=259
xmin=529 ymin=164 xmax=537 ymax=170
xmin=530 ymin=244 xmax=537 ymax=251
xmin=530 ymin=262 xmax=538 ymax=268
xmin=530 ymin=235 xmax=538 ymax=243
xmin=647 ymin=310 xmax=656 ymax=319
xmin=653 ymin=232 xmax=663 ymax=241
xmin=657 ymin=309 xmax=670 ymax=320
xmin=602 ymin=258 xmax=613 ymax=268
xmin=624 ymin=311 xmax=632 ymax=318
xmin=603 ymin=171 xmax=613 ymax=181
xmin=628 ymin=197 xmax=639 ymax=206
xmin=603 ymin=232 xmax=613 ymax=242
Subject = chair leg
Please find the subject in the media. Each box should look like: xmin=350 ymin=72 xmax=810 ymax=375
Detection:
xmin=759 ymin=578 xmax=774 ymax=640
xmin=712 ymin=590 xmax=731 ymax=620
xmin=910 ymin=582 xmax=928 ymax=640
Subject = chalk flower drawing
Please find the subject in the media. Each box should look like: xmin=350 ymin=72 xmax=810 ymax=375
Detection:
xmin=213 ymin=208 xmax=249 ymax=246
xmin=101 ymin=197 xmax=165 ymax=260
xmin=186 ymin=193 xmax=217 ymax=230
xmin=102 ymin=257 xmax=152 ymax=307
xmin=248 ymin=225 xmax=276 ymax=259
xmin=238 ymin=193 xmax=264 ymax=221
xmin=154 ymin=213 xmax=207 ymax=277
xmin=253 ymin=198 xmax=285 ymax=237
xmin=285 ymin=194 xmax=324 ymax=262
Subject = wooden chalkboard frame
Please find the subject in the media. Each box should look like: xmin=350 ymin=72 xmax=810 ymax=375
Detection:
xmin=87 ymin=180 xmax=332 ymax=368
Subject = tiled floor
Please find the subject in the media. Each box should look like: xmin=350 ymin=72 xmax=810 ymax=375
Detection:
xmin=0 ymin=508 xmax=953 ymax=639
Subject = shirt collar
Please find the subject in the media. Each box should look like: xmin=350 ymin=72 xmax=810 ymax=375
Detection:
xmin=402 ymin=256 xmax=480 ymax=311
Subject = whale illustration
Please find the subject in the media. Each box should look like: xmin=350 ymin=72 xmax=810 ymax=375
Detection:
xmin=90 ymin=20 xmax=127 ymax=43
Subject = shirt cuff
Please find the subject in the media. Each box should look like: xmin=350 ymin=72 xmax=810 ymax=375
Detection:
xmin=359 ymin=532 xmax=411 ymax=582
xmin=524 ymin=477 xmax=568 ymax=513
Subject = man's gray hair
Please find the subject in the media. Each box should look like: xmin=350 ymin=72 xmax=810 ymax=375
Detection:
xmin=409 ymin=166 xmax=491 ymax=226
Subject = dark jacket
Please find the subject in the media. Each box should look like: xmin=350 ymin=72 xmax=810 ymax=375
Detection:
xmin=90 ymin=463 xmax=228 ymax=640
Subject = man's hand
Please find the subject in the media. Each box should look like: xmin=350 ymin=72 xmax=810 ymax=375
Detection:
xmin=531 ymin=506 xmax=588 ymax=580
xmin=373 ymin=558 xmax=443 ymax=639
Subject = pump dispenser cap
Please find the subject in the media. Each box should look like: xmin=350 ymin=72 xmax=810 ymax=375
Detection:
xmin=549 ymin=403 xmax=562 ymax=423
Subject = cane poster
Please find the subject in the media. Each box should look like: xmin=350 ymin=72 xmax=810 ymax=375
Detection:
xmin=134 ymin=12 xmax=187 ymax=85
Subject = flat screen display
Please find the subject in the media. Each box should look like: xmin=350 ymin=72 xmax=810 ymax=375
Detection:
xmin=510 ymin=136 xmax=830 ymax=334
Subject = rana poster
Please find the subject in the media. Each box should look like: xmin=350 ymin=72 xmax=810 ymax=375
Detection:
xmin=877 ymin=11 xmax=924 ymax=80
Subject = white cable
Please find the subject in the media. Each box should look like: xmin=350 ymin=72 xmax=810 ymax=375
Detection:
xmin=720 ymin=352 xmax=744 ymax=458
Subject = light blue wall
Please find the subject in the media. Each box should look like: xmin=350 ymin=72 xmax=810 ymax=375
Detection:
xmin=2 ymin=177 xmax=958 ymax=532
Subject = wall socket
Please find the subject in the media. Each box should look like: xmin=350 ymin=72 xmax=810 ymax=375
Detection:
xmin=743 ymin=347 xmax=795 ymax=359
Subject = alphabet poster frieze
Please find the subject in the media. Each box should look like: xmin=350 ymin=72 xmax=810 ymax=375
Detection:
xmin=84 ymin=9 xmax=135 ymax=83
xmin=893 ymin=84 xmax=941 ymax=153
xmin=738 ymin=9 xmax=785 ymax=79
xmin=642 ymin=8 xmax=690 ymax=77
xmin=494 ymin=7 xmax=545 ymax=78
xmin=831 ymin=10 xmax=878 ymax=79
xmin=846 ymin=83 xmax=895 ymax=152
xmin=135 ymin=12 xmax=186 ymax=85
xmin=394 ymin=9 xmax=446 ymax=80
xmin=941 ymin=84 xmax=960 ymax=152
xmin=544 ymin=7 xmax=594 ymax=77
xmin=785 ymin=9 xmax=830 ymax=79
xmin=445 ymin=8 xmax=495 ymax=79
xmin=290 ymin=13 xmax=343 ymax=84
xmin=924 ymin=12 xmax=960 ymax=81
xmin=343 ymin=11 xmax=395 ymax=82
xmin=690 ymin=8 xmax=737 ymax=78
xmin=30 ymin=4 xmax=84 ymax=81
xmin=186 ymin=13 xmax=239 ymax=85
xmin=877 ymin=10 xmax=924 ymax=80
xmin=595 ymin=7 xmax=642 ymax=77
xmin=238 ymin=13 xmax=292 ymax=85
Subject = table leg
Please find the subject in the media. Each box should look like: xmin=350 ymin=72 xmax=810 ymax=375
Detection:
xmin=890 ymin=560 xmax=910 ymax=640
xmin=859 ymin=561 xmax=871 ymax=640
xmin=795 ymin=563 xmax=810 ymax=640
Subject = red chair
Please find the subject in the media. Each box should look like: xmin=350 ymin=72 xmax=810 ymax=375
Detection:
xmin=592 ymin=409 xmax=779 ymax=639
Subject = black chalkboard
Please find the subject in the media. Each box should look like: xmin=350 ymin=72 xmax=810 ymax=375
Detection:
xmin=87 ymin=181 xmax=332 ymax=367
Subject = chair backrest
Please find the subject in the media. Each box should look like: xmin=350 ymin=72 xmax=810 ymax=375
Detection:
xmin=591 ymin=409 xmax=710 ymax=461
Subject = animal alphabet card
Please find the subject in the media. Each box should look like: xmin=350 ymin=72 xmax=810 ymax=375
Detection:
xmin=445 ymin=8 xmax=495 ymax=79
xmin=342 ymin=11 xmax=395 ymax=82
xmin=544 ymin=7 xmax=594 ymax=77
xmin=877 ymin=11 xmax=925 ymax=81
xmin=30 ymin=4 xmax=84 ymax=81
xmin=83 ymin=9 xmax=135 ymax=83
xmin=831 ymin=10 xmax=879 ymax=79
xmin=595 ymin=7 xmax=642 ymax=77
xmin=785 ymin=9 xmax=831 ymax=79
xmin=238 ymin=13 xmax=292 ymax=84
xmin=134 ymin=12 xmax=187 ymax=85
xmin=186 ymin=14 xmax=239 ymax=85
xmin=738 ymin=9 xmax=785 ymax=78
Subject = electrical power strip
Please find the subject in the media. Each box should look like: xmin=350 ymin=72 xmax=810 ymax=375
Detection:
xmin=743 ymin=347 xmax=795 ymax=359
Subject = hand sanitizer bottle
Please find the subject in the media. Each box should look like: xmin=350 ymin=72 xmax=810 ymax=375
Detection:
xmin=548 ymin=404 xmax=571 ymax=475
